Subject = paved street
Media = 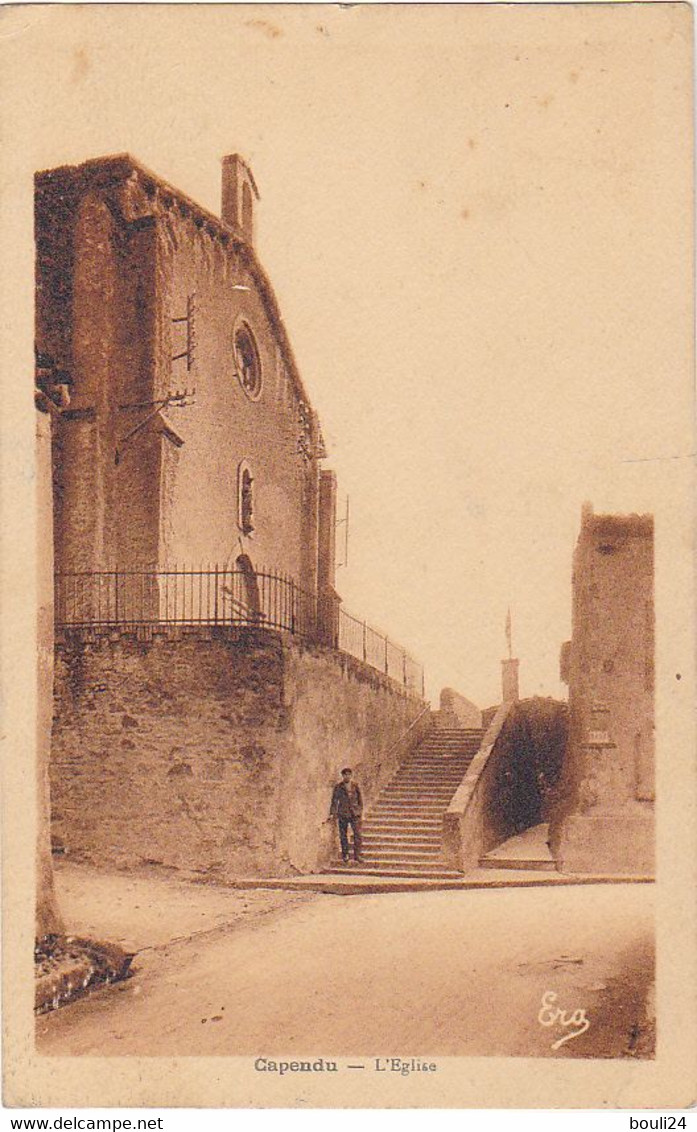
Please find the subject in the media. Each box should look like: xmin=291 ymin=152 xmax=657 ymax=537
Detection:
xmin=37 ymin=875 xmax=654 ymax=1059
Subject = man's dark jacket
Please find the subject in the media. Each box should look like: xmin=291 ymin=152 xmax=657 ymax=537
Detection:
xmin=330 ymin=781 xmax=363 ymax=819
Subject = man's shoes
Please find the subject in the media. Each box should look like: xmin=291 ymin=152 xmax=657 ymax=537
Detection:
xmin=341 ymin=856 xmax=350 ymax=865
xmin=354 ymin=857 xmax=365 ymax=865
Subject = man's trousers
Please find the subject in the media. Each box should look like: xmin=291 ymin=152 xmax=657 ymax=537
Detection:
xmin=338 ymin=815 xmax=363 ymax=861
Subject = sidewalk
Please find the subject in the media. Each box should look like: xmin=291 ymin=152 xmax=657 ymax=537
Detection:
xmin=227 ymin=869 xmax=654 ymax=894
xmin=54 ymin=857 xmax=654 ymax=949
xmin=53 ymin=858 xmax=316 ymax=955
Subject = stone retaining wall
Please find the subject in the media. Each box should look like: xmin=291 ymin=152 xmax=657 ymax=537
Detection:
xmin=50 ymin=628 xmax=426 ymax=878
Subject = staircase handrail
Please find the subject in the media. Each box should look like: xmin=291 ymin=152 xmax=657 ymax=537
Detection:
xmin=380 ymin=703 xmax=432 ymax=762
xmin=442 ymin=700 xmax=516 ymax=873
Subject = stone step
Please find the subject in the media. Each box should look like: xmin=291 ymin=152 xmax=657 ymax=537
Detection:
xmin=413 ymin=750 xmax=477 ymax=758
xmin=360 ymin=850 xmax=443 ymax=863
xmin=412 ymin=743 xmax=478 ymax=749
xmin=371 ymin=798 xmax=451 ymax=807
xmin=382 ymin=782 xmax=459 ymax=791
xmin=365 ymin=819 xmax=443 ymax=829
xmin=392 ymin=767 xmax=468 ymax=775
xmin=378 ymin=795 xmax=457 ymax=803
xmin=418 ymin=741 xmax=479 ymax=745
xmin=364 ymin=833 xmax=441 ymax=842
xmin=414 ymin=738 xmax=479 ymax=747
xmin=332 ymin=861 xmax=449 ymax=874
xmin=370 ymin=806 xmax=450 ymax=817
xmin=399 ymin=769 xmax=471 ymax=776
xmin=417 ymin=739 xmax=480 ymax=745
xmin=400 ymin=763 xmax=471 ymax=769
xmin=372 ymin=798 xmax=451 ymax=806
xmin=402 ymin=751 xmax=472 ymax=760
xmin=410 ymin=744 xmax=477 ymax=750
xmin=376 ymin=804 xmax=454 ymax=814
xmin=421 ymin=730 xmax=481 ymax=736
xmin=365 ymin=833 xmax=441 ymax=842
xmin=347 ymin=861 xmax=455 ymax=875
xmin=423 ymin=730 xmax=482 ymax=737
xmin=362 ymin=834 xmax=441 ymax=847
xmin=418 ymin=736 xmax=481 ymax=743
xmin=363 ymin=852 xmax=443 ymax=863
xmin=364 ymin=826 xmax=442 ymax=836
xmin=411 ymin=748 xmax=475 ymax=757
xmin=397 ymin=766 xmax=470 ymax=774
xmin=389 ymin=778 xmax=466 ymax=788
xmin=391 ymin=774 xmax=468 ymax=783
xmin=410 ymin=750 xmax=477 ymax=757
xmin=404 ymin=750 xmax=475 ymax=757
xmin=478 ymin=856 xmax=557 ymax=872
xmin=373 ymin=793 xmax=451 ymax=802
xmin=373 ymin=795 xmax=452 ymax=803
xmin=336 ymin=864 xmax=450 ymax=876
xmin=379 ymin=791 xmax=457 ymax=801
xmin=393 ymin=772 xmax=468 ymax=778
xmin=326 ymin=866 xmax=463 ymax=879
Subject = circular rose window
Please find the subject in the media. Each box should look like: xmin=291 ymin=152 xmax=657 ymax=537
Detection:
xmin=233 ymin=322 xmax=262 ymax=400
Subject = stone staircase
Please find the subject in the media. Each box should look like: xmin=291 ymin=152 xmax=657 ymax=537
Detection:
xmin=329 ymin=726 xmax=483 ymax=878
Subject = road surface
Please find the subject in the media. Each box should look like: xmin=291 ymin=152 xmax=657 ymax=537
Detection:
xmin=37 ymin=882 xmax=654 ymax=1059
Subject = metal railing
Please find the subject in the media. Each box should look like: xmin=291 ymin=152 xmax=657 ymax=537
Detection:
xmin=55 ymin=567 xmax=316 ymax=638
xmin=54 ymin=567 xmax=425 ymax=695
xmin=338 ymin=607 xmax=425 ymax=696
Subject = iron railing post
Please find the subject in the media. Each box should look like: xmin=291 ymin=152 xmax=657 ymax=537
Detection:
xmin=53 ymin=569 xmax=426 ymax=694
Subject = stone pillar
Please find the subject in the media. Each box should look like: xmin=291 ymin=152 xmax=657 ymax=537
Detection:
xmin=317 ymin=469 xmax=340 ymax=646
xmin=221 ymin=154 xmax=258 ymax=245
xmin=59 ymin=190 xmax=121 ymax=574
xmin=36 ymin=407 xmax=64 ymax=939
xmin=502 ymin=658 xmax=520 ymax=703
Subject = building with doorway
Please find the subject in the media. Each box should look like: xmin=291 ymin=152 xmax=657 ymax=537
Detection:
xmin=550 ymin=505 xmax=655 ymax=875
xmin=37 ymin=153 xmax=426 ymax=879
xmin=36 ymin=153 xmax=339 ymax=637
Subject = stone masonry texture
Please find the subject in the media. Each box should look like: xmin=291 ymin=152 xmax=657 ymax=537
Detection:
xmin=549 ymin=508 xmax=654 ymax=875
xmin=50 ymin=630 xmax=424 ymax=878
xmin=36 ymin=155 xmax=323 ymax=595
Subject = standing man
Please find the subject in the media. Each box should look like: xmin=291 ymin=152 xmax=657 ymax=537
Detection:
xmin=328 ymin=767 xmax=364 ymax=865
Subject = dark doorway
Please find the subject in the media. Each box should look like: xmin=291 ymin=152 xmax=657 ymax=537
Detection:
xmin=234 ymin=554 xmax=261 ymax=623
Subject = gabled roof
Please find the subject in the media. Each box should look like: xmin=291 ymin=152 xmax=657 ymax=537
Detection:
xmin=36 ymin=153 xmax=317 ymax=422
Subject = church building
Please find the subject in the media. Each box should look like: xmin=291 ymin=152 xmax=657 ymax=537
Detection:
xmin=36 ymin=153 xmax=338 ymax=639
xmin=36 ymin=153 xmax=426 ymax=879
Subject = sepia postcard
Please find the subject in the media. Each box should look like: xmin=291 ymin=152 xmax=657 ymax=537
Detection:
xmin=1 ymin=1 xmax=695 ymax=1111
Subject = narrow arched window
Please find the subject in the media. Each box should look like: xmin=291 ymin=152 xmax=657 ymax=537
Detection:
xmin=238 ymin=460 xmax=255 ymax=535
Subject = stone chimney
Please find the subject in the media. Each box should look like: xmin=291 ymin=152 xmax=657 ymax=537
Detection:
xmin=221 ymin=154 xmax=259 ymax=245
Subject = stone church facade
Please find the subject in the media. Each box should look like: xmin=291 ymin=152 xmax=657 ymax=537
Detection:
xmin=37 ymin=153 xmax=426 ymax=879
xmin=36 ymin=152 xmax=336 ymax=624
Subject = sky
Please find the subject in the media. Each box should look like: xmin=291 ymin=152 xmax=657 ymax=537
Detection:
xmin=4 ymin=3 xmax=693 ymax=706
